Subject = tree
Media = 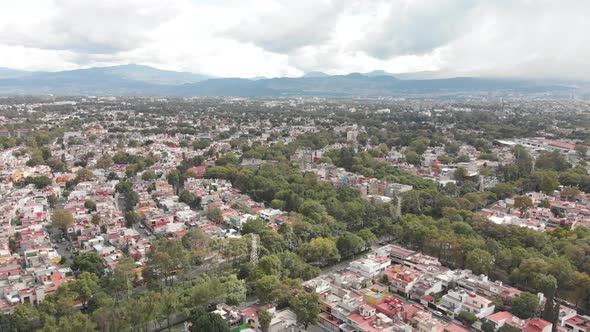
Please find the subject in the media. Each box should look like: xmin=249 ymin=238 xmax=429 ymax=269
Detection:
xmin=10 ymin=303 xmax=39 ymax=331
xmin=481 ymin=319 xmax=496 ymax=332
xmin=258 ymin=309 xmax=272 ymax=332
xmin=160 ymin=291 xmax=181 ymax=331
xmin=298 ymin=237 xmax=340 ymax=266
xmin=498 ymin=324 xmax=522 ymax=332
xmin=454 ymin=167 xmax=469 ymax=182
xmin=76 ymin=167 xmax=94 ymax=181
xmin=405 ymin=150 xmax=421 ymax=166
xmin=513 ymin=196 xmax=533 ymax=217
xmin=57 ymin=312 xmax=97 ymax=332
xmin=336 ymin=233 xmax=365 ymax=258
xmin=67 ymin=272 xmax=100 ymax=309
xmin=110 ymin=256 xmax=136 ymax=300
xmin=561 ymin=186 xmax=580 ymax=201
xmin=575 ymin=143 xmax=588 ymax=159
xmin=241 ymin=218 xmax=268 ymax=235
xmin=182 ymin=229 xmax=211 ymax=265
xmin=357 ymin=228 xmax=377 ymax=248
xmin=24 ymin=176 xmax=52 ymax=188
xmin=457 ymin=311 xmax=477 ymax=325
xmin=166 ymin=169 xmax=182 ymax=190
xmin=51 ymin=209 xmax=74 ymax=234
xmin=47 ymin=194 xmax=58 ymax=208
xmin=511 ymin=292 xmax=539 ymax=319
xmin=190 ymin=311 xmax=229 ymax=332
xmin=141 ymin=170 xmax=158 ymax=181
xmin=84 ymin=199 xmax=96 ymax=212
xmin=410 ymin=137 xmax=429 ymax=155
xmin=255 ymin=275 xmax=281 ymax=303
xmin=125 ymin=211 xmax=139 ymax=228
xmin=71 ymin=252 xmax=105 ymax=277
xmin=492 ymin=183 xmax=516 ymax=200
xmin=145 ymin=239 xmax=189 ymax=287
xmin=206 ymin=207 xmax=223 ymax=224
xmin=91 ymin=214 xmax=100 ymax=226
xmin=96 ymin=154 xmax=113 ymax=170
xmin=193 ymin=139 xmax=212 ymax=150
xmin=466 ymin=248 xmax=494 ymax=275
xmin=179 ymin=189 xmax=201 ymax=209
xmin=291 ymin=291 xmax=320 ymax=329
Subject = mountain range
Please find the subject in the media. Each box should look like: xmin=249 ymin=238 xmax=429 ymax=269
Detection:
xmin=0 ymin=64 xmax=578 ymax=97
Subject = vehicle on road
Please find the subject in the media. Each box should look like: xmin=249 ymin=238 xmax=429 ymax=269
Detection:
xmin=432 ymin=310 xmax=444 ymax=317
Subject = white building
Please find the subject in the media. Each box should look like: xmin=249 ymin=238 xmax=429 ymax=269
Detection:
xmin=440 ymin=288 xmax=495 ymax=318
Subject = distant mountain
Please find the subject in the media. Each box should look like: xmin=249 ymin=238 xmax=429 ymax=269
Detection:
xmin=362 ymin=70 xmax=396 ymax=77
xmin=303 ymin=71 xmax=330 ymax=78
xmin=0 ymin=68 xmax=35 ymax=79
xmin=0 ymin=64 xmax=576 ymax=96
xmin=34 ymin=64 xmax=212 ymax=85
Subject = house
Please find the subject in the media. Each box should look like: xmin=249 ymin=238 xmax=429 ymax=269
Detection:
xmin=348 ymin=255 xmax=391 ymax=278
xmin=524 ymin=318 xmax=552 ymax=332
xmin=565 ymin=314 xmax=590 ymax=332
xmin=382 ymin=265 xmax=422 ymax=297
xmin=268 ymin=308 xmax=298 ymax=332
xmin=485 ymin=311 xmax=522 ymax=331
xmin=440 ymin=288 xmax=495 ymax=318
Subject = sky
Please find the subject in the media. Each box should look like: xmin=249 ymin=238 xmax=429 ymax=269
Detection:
xmin=0 ymin=0 xmax=589 ymax=79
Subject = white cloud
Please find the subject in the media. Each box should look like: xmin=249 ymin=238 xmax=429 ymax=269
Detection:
xmin=0 ymin=0 xmax=588 ymax=79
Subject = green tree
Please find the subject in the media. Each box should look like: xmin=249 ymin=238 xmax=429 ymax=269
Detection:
xmin=50 ymin=209 xmax=74 ymax=234
xmin=47 ymin=194 xmax=58 ymax=208
xmin=498 ymin=324 xmax=522 ymax=332
xmin=110 ymin=256 xmax=136 ymax=300
xmin=513 ymin=196 xmax=533 ymax=217
xmin=206 ymin=207 xmax=224 ymax=224
xmin=56 ymin=312 xmax=97 ymax=332
xmin=336 ymin=233 xmax=365 ymax=258
xmin=84 ymin=199 xmax=96 ymax=211
xmin=190 ymin=311 xmax=229 ymax=332
xmin=466 ymin=248 xmax=495 ymax=275
xmin=575 ymin=143 xmax=588 ymax=159
xmin=357 ymin=228 xmax=377 ymax=248
xmin=141 ymin=170 xmax=158 ymax=181
xmin=67 ymin=272 xmax=100 ymax=309
xmin=179 ymin=189 xmax=201 ymax=209
xmin=405 ymin=150 xmax=421 ymax=166
xmin=291 ymin=291 xmax=320 ymax=329
xmin=11 ymin=303 xmax=39 ymax=331
xmin=145 ymin=239 xmax=189 ymax=287
xmin=457 ymin=311 xmax=477 ymax=325
xmin=96 ymin=154 xmax=113 ymax=170
xmin=481 ymin=319 xmax=496 ymax=332
xmin=511 ymin=292 xmax=539 ymax=319
xmin=255 ymin=275 xmax=281 ymax=303
xmin=298 ymin=237 xmax=340 ymax=266
xmin=258 ymin=309 xmax=272 ymax=332
xmin=71 ymin=252 xmax=105 ymax=277
xmin=24 ymin=176 xmax=52 ymax=188
xmin=166 ymin=169 xmax=182 ymax=190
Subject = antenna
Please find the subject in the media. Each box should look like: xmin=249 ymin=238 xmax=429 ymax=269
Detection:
xmin=250 ymin=234 xmax=259 ymax=265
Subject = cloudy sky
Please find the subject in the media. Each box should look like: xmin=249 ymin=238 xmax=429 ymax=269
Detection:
xmin=1 ymin=0 xmax=588 ymax=79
